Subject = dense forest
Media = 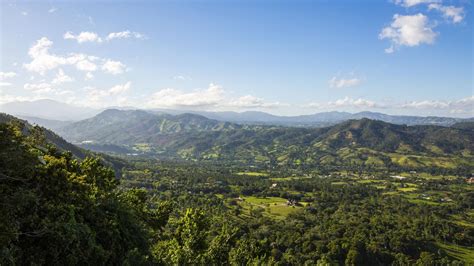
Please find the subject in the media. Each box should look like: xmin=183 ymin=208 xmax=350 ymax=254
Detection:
xmin=1 ymin=114 xmax=473 ymax=265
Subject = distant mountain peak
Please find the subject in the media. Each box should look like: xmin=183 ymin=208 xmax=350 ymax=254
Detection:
xmin=0 ymin=99 xmax=99 ymax=121
xmin=56 ymin=109 xmax=241 ymax=144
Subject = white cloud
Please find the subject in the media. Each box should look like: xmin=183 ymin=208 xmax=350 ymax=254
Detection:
xmin=227 ymin=95 xmax=284 ymax=108
xmin=173 ymin=75 xmax=191 ymax=81
xmin=147 ymin=83 xmax=225 ymax=108
xmin=0 ymin=82 xmax=12 ymax=87
xmin=0 ymin=93 xmax=41 ymax=105
xmin=401 ymin=96 xmax=474 ymax=113
xmin=379 ymin=14 xmax=437 ymax=53
xmin=0 ymin=72 xmax=17 ymax=80
xmin=66 ymin=54 xmax=99 ymax=72
xmin=108 ymin=82 xmax=131 ymax=95
xmin=75 ymin=58 xmax=97 ymax=72
xmin=24 ymin=83 xmax=54 ymax=94
xmin=83 ymin=82 xmax=132 ymax=107
xmin=48 ymin=7 xmax=57 ymax=13
xmin=308 ymin=97 xmax=380 ymax=109
xmin=102 ymin=60 xmax=126 ymax=75
xmin=394 ymin=0 xmax=439 ymax=7
xmin=64 ymin=31 xmax=103 ymax=43
xmin=306 ymin=96 xmax=473 ymax=116
xmin=24 ymin=37 xmax=66 ymax=74
xmin=428 ymin=4 xmax=465 ymax=23
xmin=306 ymin=97 xmax=385 ymax=110
xmin=23 ymin=37 xmax=122 ymax=75
xmin=85 ymin=72 xmax=94 ymax=81
xmin=146 ymin=83 xmax=286 ymax=110
xmin=23 ymin=38 xmax=97 ymax=74
xmin=23 ymin=79 xmax=77 ymax=97
xmin=105 ymin=30 xmax=145 ymax=41
xmin=21 ymin=11 xmax=28 ymax=16
xmin=401 ymin=99 xmax=449 ymax=109
xmin=384 ymin=46 xmax=395 ymax=54
xmin=52 ymin=69 xmax=74 ymax=84
xmin=63 ymin=30 xmax=146 ymax=44
xmin=56 ymin=90 xmax=74 ymax=96
xmin=329 ymin=76 xmax=362 ymax=89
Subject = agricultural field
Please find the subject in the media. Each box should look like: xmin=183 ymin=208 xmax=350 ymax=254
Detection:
xmin=235 ymin=196 xmax=305 ymax=219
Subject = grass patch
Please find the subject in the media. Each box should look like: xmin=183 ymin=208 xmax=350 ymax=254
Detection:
xmin=389 ymin=154 xmax=473 ymax=169
xmin=357 ymin=179 xmax=383 ymax=184
xmin=243 ymin=196 xmax=287 ymax=205
xmin=237 ymin=196 xmax=302 ymax=219
xmin=235 ymin=172 xmax=269 ymax=177
xmin=270 ymin=176 xmax=312 ymax=181
xmin=437 ymin=242 xmax=474 ymax=264
xmin=397 ymin=187 xmax=417 ymax=192
xmin=451 ymin=214 xmax=474 ymax=228
xmin=382 ymin=191 xmax=400 ymax=196
xmin=268 ymin=205 xmax=299 ymax=217
xmin=331 ymin=181 xmax=348 ymax=186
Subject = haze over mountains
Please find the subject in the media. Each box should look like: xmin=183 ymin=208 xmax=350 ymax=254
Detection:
xmin=1 ymin=99 xmax=472 ymax=130
xmin=0 ymin=99 xmax=98 ymax=121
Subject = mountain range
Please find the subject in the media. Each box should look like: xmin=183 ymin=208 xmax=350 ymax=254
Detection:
xmin=186 ymin=110 xmax=472 ymax=127
xmin=56 ymin=109 xmax=241 ymax=145
xmin=2 ymin=101 xmax=473 ymax=171
xmin=53 ymin=109 xmax=474 ymax=171
xmin=1 ymin=99 xmax=472 ymax=129
xmin=0 ymin=99 xmax=99 ymax=121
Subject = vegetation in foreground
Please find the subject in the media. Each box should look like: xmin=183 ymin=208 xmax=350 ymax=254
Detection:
xmin=2 ymin=119 xmax=474 ymax=265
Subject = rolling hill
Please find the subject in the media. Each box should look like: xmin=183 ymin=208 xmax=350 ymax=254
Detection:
xmin=56 ymin=109 xmax=242 ymax=145
xmin=55 ymin=109 xmax=474 ymax=171
xmin=0 ymin=113 xmax=128 ymax=173
xmin=0 ymin=113 xmax=87 ymax=159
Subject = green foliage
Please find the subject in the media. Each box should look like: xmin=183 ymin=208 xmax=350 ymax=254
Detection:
xmin=2 ymin=114 xmax=473 ymax=265
xmin=152 ymin=208 xmax=240 ymax=265
xmin=123 ymin=159 xmax=473 ymax=265
xmin=0 ymin=122 xmax=157 ymax=264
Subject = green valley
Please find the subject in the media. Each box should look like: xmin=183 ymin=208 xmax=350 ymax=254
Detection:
xmin=1 ymin=113 xmax=473 ymax=265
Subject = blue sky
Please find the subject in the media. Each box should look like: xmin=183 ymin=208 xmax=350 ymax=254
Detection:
xmin=0 ymin=0 xmax=472 ymax=116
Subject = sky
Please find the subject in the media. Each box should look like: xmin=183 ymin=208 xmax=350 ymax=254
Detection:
xmin=0 ymin=0 xmax=472 ymax=117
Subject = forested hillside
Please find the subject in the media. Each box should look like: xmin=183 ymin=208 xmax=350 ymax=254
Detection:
xmin=57 ymin=109 xmax=241 ymax=144
xmin=57 ymin=110 xmax=474 ymax=173
xmin=1 ymin=117 xmax=473 ymax=265
xmin=0 ymin=121 xmax=161 ymax=263
xmin=0 ymin=113 xmax=87 ymax=159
